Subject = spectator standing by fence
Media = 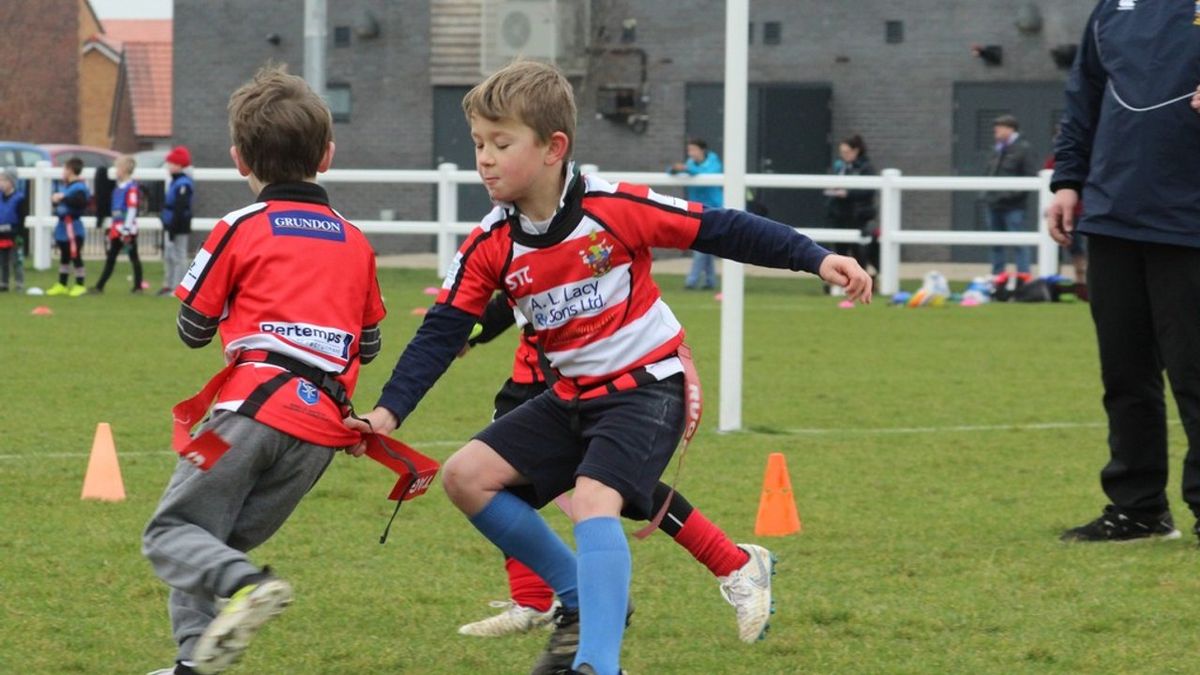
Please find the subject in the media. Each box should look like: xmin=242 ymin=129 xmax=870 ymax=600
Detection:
xmin=824 ymin=135 xmax=877 ymax=292
xmin=0 ymin=167 xmax=27 ymax=292
xmin=669 ymin=138 xmax=723 ymax=290
xmin=1051 ymin=1 xmax=1200 ymax=543
xmin=159 ymin=146 xmax=194 ymax=297
xmin=984 ymin=114 xmax=1033 ymax=275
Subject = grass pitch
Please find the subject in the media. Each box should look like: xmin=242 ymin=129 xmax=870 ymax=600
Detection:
xmin=2 ymin=264 xmax=1198 ymax=674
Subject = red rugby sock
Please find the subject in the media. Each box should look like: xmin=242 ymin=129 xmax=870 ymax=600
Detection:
xmin=505 ymin=556 xmax=555 ymax=612
xmin=673 ymin=509 xmax=751 ymax=578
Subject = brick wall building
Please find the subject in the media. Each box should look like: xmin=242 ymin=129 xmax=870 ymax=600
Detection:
xmin=0 ymin=0 xmax=88 ymax=144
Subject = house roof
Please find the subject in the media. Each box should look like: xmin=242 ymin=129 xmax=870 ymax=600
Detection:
xmin=96 ymin=19 xmax=173 ymax=139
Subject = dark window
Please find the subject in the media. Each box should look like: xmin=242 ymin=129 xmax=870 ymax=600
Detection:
xmin=886 ymin=20 xmax=904 ymax=44
xmin=748 ymin=22 xmax=755 ymax=45
xmin=326 ymin=84 xmax=351 ymax=123
xmin=763 ymin=21 xmax=781 ymax=45
xmin=334 ymin=26 xmax=351 ymax=48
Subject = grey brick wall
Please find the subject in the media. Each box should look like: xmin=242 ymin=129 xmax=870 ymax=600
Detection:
xmin=174 ymin=0 xmax=1097 ymax=256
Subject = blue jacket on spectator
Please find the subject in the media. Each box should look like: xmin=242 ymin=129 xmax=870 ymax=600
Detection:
xmin=669 ymin=151 xmax=724 ymax=208
xmin=0 ymin=188 xmax=25 ymax=240
xmin=53 ymin=180 xmax=89 ymax=242
xmin=162 ymin=172 xmax=194 ymax=235
xmin=1052 ymin=0 xmax=1200 ymax=248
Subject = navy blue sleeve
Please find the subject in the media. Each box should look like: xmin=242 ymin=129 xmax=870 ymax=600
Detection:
xmin=1051 ymin=4 xmax=1105 ymax=193
xmin=374 ymin=303 xmax=477 ymax=426
xmin=694 ymin=207 xmax=832 ymax=275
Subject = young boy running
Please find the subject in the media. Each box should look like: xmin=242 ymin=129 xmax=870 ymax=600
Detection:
xmin=143 ymin=65 xmax=385 ymax=675
xmin=94 ymin=155 xmax=144 ymax=293
xmin=458 ymin=294 xmax=774 ymax=645
xmin=349 ymin=61 xmax=870 ymax=675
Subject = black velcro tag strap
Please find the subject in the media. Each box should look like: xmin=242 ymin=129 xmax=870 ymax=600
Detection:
xmin=235 ymin=372 xmax=294 ymax=419
xmin=252 ymin=352 xmax=351 ymax=409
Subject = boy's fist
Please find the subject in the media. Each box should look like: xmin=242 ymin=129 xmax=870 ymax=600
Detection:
xmin=818 ymin=254 xmax=873 ymax=304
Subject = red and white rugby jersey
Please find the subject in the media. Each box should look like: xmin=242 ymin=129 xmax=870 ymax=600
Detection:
xmin=439 ymin=173 xmax=702 ymax=398
xmin=176 ymin=182 xmax=386 ymax=446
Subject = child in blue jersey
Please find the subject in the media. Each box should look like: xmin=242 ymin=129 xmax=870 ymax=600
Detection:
xmin=94 ymin=155 xmax=144 ymax=293
xmin=0 ymin=167 xmax=27 ymax=292
xmin=47 ymin=157 xmax=90 ymax=297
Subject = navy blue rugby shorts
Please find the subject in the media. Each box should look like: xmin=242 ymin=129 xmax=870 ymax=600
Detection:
xmin=475 ymin=374 xmax=685 ymax=520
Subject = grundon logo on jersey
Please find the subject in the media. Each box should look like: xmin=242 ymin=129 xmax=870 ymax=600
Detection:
xmin=268 ymin=210 xmax=346 ymax=242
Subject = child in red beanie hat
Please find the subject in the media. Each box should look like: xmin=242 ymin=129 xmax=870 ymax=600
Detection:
xmin=165 ymin=146 xmax=192 ymax=168
xmin=160 ymin=146 xmax=194 ymax=295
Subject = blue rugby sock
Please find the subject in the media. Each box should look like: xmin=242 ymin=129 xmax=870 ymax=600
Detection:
xmin=573 ymin=517 xmax=629 ymax=675
xmin=468 ymin=490 xmax=578 ymax=608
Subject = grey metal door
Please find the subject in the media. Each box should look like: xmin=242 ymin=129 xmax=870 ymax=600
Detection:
xmin=685 ymin=83 xmax=832 ymax=228
xmin=433 ymin=86 xmax=493 ymax=221
xmin=952 ymin=81 xmax=1065 ymax=262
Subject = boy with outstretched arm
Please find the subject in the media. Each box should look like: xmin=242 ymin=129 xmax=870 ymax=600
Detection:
xmin=348 ymin=60 xmax=870 ymax=675
xmin=142 ymin=65 xmax=385 ymax=675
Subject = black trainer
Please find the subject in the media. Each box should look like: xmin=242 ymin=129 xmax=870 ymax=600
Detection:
xmin=529 ymin=607 xmax=580 ymax=675
xmin=529 ymin=602 xmax=635 ymax=675
xmin=1060 ymin=505 xmax=1181 ymax=542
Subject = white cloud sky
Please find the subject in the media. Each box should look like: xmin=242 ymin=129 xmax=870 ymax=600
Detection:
xmin=90 ymin=0 xmax=172 ymax=20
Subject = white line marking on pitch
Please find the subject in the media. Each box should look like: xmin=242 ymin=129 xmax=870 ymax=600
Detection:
xmin=0 ymin=439 xmax=463 ymax=461
xmin=0 ymin=421 xmax=1181 ymax=461
xmin=771 ymin=421 xmax=1117 ymax=435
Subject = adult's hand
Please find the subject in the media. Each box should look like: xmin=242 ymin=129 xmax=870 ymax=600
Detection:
xmin=1046 ymin=189 xmax=1080 ymax=247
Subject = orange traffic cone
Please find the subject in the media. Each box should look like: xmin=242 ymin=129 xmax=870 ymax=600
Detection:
xmin=754 ymin=452 xmax=801 ymax=536
xmin=81 ymin=423 xmax=126 ymax=501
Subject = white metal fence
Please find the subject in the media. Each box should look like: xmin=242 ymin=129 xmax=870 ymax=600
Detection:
xmin=17 ymin=160 xmax=1056 ymax=294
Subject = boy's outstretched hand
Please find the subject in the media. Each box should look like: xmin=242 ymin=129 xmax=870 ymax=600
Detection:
xmin=818 ymin=254 xmax=873 ymax=304
xmin=343 ymin=407 xmax=400 ymax=457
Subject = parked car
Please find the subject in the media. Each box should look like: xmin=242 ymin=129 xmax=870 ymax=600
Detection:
xmin=39 ymin=144 xmax=120 ymax=169
xmin=0 ymin=141 xmax=51 ymax=169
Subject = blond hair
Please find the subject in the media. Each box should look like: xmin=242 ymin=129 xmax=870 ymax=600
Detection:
xmin=463 ymin=60 xmax=576 ymax=157
xmin=227 ymin=64 xmax=332 ymax=184
xmin=115 ymin=155 xmax=136 ymax=176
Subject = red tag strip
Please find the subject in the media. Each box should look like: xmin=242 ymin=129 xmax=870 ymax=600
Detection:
xmin=363 ymin=434 xmax=440 ymax=501
xmin=170 ymin=361 xmax=240 ymax=470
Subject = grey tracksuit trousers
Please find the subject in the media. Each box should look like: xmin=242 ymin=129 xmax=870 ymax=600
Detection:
xmin=142 ymin=411 xmax=335 ymax=661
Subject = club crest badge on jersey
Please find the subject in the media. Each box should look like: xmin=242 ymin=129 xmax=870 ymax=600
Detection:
xmin=297 ymin=380 xmax=320 ymax=405
xmin=579 ymin=232 xmax=614 ymax=277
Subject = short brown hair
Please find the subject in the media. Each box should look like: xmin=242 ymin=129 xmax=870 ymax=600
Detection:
xmin=115 ymin=155 xmax=136 ymax=174
xmin=227 ymin=64 xmax=332 ymax=184
xmin=64 ymin=157 xmax=84 ymax=176
xmin=993 ymin=114 xmax=1019 ymax=131
xmin=463 ymin=60 xmax=576 ymax=157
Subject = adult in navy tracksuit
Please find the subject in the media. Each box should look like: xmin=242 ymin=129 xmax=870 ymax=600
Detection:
xmin=159 ymin=145 xmax=194 ymax=296
xmin=1052 ymin=0 xmax=1200 ymax=542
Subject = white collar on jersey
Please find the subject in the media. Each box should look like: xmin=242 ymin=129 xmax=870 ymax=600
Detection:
xmin=498 ymin=161 xmax=577 ymax=236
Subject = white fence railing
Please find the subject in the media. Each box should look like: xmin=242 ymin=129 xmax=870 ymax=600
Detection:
xmin=17 ymin=161 xmax=1056 ymax=293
